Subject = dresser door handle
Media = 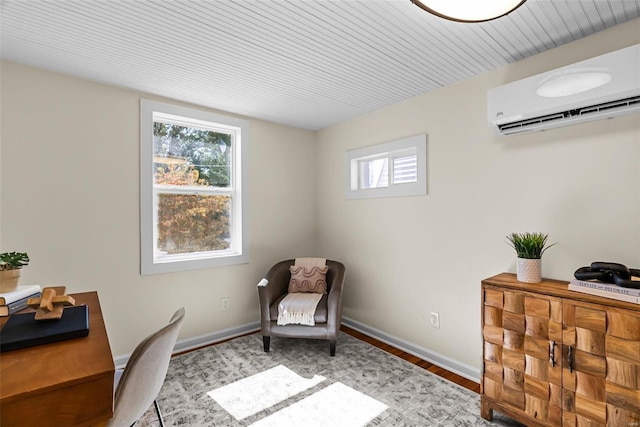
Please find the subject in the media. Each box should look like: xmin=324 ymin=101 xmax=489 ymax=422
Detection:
xmin=568 ymin=345 xmax=574 ymax=373
xmin=549 ymin=341 xmax=555 ymax=367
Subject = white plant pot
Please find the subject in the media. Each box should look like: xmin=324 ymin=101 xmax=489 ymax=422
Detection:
xmin=516 ymin=258 xmax=541 ymax=283
xmin=0 ymin=269 xmax=21 ymax=292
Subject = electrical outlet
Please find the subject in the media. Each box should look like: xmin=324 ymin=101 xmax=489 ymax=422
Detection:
xmin=430 ymin=312 xmax=440 ymax=329
xmin=221 ymin=297 xmax=230 ymax=312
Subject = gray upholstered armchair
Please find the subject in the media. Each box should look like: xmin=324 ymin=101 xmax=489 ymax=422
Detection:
xmin=258 ymin=259 xmax=346 ymax=356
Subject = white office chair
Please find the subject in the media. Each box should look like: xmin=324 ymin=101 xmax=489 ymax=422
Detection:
xmin=107 ymin=307 xmax=185 ymax=427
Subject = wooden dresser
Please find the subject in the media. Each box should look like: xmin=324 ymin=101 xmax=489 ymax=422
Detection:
xmin=481 ymin=273 xmax=640 ymax=426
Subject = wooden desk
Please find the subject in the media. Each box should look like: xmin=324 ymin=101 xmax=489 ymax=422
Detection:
xmin=0 ymin=292 xmax=114 ymax=426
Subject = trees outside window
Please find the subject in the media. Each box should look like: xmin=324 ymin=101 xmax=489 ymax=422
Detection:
xmin=153 ymin=122 xmax=231 ymax=254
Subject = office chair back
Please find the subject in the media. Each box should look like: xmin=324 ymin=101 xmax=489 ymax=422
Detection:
xmin=107 ymin=307 xmax=185 ymax=427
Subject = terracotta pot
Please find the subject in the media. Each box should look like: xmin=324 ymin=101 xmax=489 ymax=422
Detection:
xmin=0 ymin=269 xmax=21 ymax=292
xmin=516 ymin=258 xmax=541 ymax=283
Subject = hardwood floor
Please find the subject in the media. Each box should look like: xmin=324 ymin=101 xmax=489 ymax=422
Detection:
xmin=341 ymin=325 xmax=481 ymax=394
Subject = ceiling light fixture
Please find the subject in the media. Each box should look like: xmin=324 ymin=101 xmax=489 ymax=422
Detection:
xmin=410 ymin=0 xmax=527 ymax=23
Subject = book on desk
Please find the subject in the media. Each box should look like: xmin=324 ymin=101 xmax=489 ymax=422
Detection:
xmin=0 ymin=292 xmax=42 ymax=316
xmin=0 ymin=284 xmax=42 ymax=305
xmin=0 ymin=304 xmax=90 ymax=352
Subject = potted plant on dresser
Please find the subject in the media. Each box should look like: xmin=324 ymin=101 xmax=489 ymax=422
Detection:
xmin=506 ymin=232 xmax=555 ymax=283
xmin=0 ymin=252 xmax=30 ymax=292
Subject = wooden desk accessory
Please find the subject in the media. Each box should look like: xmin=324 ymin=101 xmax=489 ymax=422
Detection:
xmin=27 ymin=286 xmax=75 ymax=320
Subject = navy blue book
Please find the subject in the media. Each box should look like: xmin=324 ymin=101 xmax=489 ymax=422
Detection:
xmin=0 ymin=305 xmax=89 ymax=352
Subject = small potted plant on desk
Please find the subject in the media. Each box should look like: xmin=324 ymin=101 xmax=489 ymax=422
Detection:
xmin=0 ymin=252 xmax=30 ymax=292
xmin=506 ymin=233 xmax=555 ymax=283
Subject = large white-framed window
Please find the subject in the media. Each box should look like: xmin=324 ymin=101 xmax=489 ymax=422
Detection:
xmin=140 ymin=99 xmax=248 ymax=274
xmin=346 ymin=134 xmax=427 ymax=199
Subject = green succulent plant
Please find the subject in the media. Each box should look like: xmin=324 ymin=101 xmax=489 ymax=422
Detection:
xmin=0 ymin=252 xmax=30 ymax=271
xmin=506 ymin=233 xmax=556 ymax=259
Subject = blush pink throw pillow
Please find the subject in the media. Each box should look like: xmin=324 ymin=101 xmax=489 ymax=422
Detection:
xmin=288 ymin=265 xmax=328 ymax=294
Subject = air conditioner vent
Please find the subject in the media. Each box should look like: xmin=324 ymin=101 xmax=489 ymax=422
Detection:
xmin=498 ymin=95 xmax=640 ymax=134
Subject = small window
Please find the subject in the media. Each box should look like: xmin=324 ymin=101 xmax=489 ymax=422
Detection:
xmin=140 ymin=100 xmax=248 ymax=274
xmin=346 ymin=134 xmax=426 ymax=199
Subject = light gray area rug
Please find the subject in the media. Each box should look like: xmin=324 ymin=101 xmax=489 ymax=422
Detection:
xmin=138 ymin=332 xmax=522 ymax=426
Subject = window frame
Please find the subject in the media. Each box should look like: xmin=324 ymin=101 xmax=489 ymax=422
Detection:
xmin=140 ymin=99 xmax=249 ymax=275
xmin=345 ymin=134 xmax=427 ymax=200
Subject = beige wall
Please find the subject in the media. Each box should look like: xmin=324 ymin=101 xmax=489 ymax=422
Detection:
xmin=316 ymin=19 xmax=640 ymax=370
xmin=0 ymin=61 xmax=317 ymax=356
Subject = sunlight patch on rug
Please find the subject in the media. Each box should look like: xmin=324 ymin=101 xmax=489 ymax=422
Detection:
xmin=207 ymin=364 xmax=326 ymax=420
xmin=248 ymin=382 xmax=388 ymax=427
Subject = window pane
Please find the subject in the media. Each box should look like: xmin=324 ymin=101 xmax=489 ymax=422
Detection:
xmin=153 ymin=121 xmax=232 ymax=187
xmin=156 ymin=194 xmax=230 ymax=255
xmin=359 ymin=158 xmax=389 ymax=189
xmin=393 ymin=155 xmax=417 ymax=184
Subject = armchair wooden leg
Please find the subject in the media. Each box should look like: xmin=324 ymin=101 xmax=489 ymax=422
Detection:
xmin=263 ymin=336 xmax=270 ymax=352
xmin=329 ymin=340 xmax=336 ymax=356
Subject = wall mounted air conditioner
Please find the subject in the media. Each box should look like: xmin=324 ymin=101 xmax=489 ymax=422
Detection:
xmin=488 ymin=44 xmax=640 ymax=136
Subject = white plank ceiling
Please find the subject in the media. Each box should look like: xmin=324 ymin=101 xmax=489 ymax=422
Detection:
xmin=2 ymin=0 xmax=639 ymax=130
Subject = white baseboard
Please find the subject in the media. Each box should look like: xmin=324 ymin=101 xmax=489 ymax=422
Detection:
xmin=113 ymin=321 xmax=260 ymax=368
xmin=114 ymin=318 xmax=481 ymax=384
xmin=342 ymin=316 xmax=480 ymax=383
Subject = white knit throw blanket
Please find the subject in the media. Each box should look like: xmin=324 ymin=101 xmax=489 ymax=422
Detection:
xmin=277 ymin=293 xmax=323 ymax=326
xmin=277 ymin=258 xmax=326 ymax=326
